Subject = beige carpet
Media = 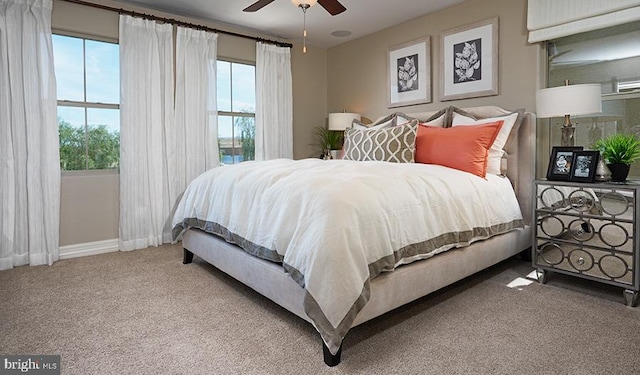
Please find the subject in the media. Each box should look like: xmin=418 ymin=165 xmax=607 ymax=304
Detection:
xmin=1 ymin=243 xmax=639 ymax=374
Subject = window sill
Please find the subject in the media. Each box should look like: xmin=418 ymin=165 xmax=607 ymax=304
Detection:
xmin=62 ymin=169 xmax=119 ymax=178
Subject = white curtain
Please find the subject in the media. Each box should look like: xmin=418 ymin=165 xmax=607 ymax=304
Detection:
xmin=118 ymin=15 xmax=174 ymax=251
xmin=528 ymin=0 xmax=640 ymax=42
xmin=0 ymin=0 xmax=60 ymax=270
xmin=171 ymin=26 xmax=219 ymax=217
xmin=255 ymin=42 xmax=293 ymax=160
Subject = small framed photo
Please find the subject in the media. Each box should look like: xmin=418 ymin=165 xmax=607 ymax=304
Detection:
xmin=546 ymin=146 xmax=583 ymax=181
xmin=387 ymin=36 xmax=431 ymax=108
xmin=569 ymin=151 xmax=599 ymax=183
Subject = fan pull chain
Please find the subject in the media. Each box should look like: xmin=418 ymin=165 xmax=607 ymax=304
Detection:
xmin=302 ymin=4 xmax=308 ymax=53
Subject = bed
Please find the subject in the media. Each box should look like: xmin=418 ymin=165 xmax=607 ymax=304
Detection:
xmin=172 ymin=105 xmax=536 ymax=366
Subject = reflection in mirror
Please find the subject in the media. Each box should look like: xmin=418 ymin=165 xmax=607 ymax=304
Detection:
xmin=538 ymin=242 xmax=564 ymax=266
xmin=547 ymin=21 xmax=640 ymax=178
xmin=599 ymin=191 xmax=631 ymax=217
xmin=567 ymin=190 xmax=595 ymax=212
xmin=539 ymin=186 xmax=566 ymax=209
xmin=568 ymin=219 xmax=595 ymax=242
xmin=598 ymin=223 xmax=630 ymax=249
xmin=539 ymin=215 xmax=565 ymax=237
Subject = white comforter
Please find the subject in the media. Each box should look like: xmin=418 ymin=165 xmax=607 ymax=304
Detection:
xmin=172 ymin=158 xmax=524 ymax=354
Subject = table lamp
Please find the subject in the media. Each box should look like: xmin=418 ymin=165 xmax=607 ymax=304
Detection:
xmin=328 ymin=112 xmax=361 ymax=131
xmin=536 ymin=80 xmax=602 ymax=146
xmin=325 ymin=112 xmax=360 ymax=159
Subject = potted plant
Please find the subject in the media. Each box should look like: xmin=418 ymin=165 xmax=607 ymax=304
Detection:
xmin=314 ymin=126 xmax=343 ymax=159
xmin=593 ymin=133 xmax=640 ymax=182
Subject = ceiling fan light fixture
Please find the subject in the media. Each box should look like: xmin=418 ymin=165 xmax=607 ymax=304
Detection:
xmin=291 ymin=0 xmax=318 ymax=8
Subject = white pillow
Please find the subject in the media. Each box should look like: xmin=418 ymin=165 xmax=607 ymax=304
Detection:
xmin=416 ymin=107 xmax=447 ymax=127
xmin=421 ymin=114 xmax=445 ymax=127
xmin=451 ymin=111 xmax=521 ymax=175
xmin=395 ymin=113 xmax=418 ymax=125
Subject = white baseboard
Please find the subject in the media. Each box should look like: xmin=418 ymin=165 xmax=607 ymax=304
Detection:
xmin=59 ymin=239 xmax=119 ymax=259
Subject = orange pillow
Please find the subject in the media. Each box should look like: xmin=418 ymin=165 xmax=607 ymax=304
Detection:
xmin=415 ymin=120 xmax=504 ymax=178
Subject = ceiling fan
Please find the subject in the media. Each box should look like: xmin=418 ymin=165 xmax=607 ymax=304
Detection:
xmin=243 ymin=0 xmax=347 ymax=16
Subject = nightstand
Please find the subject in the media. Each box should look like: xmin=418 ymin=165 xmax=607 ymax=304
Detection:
xmin=533 ymin=179 xmax=640 ymax=306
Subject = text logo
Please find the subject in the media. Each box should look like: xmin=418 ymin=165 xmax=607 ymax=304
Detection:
xmin=1 ymin=355 xmax=60 ymax=375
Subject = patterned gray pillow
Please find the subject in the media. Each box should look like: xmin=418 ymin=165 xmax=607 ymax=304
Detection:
xmin=343 ymin=120 xmax=418 ymax=163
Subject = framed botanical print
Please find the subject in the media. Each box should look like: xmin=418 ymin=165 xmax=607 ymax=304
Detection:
xmin=440 ymin=17 xmax=499 ymax=101
xmin=546 ymin=146 xmax=583 ymax=181
xmin=387 ymin=36 xmax=431 ymax=108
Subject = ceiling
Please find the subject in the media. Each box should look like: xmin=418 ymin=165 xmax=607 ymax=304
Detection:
xmin=114 ymin=0 xmax=465 ymax=48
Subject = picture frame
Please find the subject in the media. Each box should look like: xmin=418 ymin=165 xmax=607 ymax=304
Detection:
xmin=387 ymin=36 xmax=431 ymax=108
xmin=440 ymin=17 xmax=499 ymax=101
xmin=569 ymin=151 xmax=599 ymax=183
xmin=546 ymin=146 xmax=583 ymax=181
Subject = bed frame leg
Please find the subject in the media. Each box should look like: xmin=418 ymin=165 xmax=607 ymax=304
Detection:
xmin=322 ymin=341 xmax=342 ymax=367
xmin=183 ymin=249 xmax=194 ymax=264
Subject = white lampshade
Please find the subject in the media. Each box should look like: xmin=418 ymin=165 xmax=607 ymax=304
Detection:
xmin=328 ymin=113 xmax=360 ymax=131
xmin=291 ymin=0 xmax=317 ymax=7
xmin=536 ymin=83 xmax=602 ymax=118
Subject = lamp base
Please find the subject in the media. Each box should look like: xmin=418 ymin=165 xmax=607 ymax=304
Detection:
xmin=561 ymin=125 xmax=576 ymax=146
xmin=561 ymin=115 xmax=575 ymax=147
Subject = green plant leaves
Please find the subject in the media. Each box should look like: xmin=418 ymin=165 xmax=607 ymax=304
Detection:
xmin=314 ymin=126 xmax=342 ymax=150
xmin=593 ymin=133 xmax=640 ymax=165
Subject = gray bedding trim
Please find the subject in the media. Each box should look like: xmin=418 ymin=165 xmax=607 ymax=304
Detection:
xmin=173 ymin=217 xmax=524 ymax=355
xmin=283 ymin=263 xmax=306 ymax=287
xmin=302 ymin=279 xmax=371 ymax=355
xmin=392 ymin=219 xmax=524 ymax=268
xmin=172 ymin=218 xmax=283 ymax=263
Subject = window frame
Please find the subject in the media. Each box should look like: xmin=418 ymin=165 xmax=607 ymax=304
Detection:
xmin=217 ymin=58 xmax=256 ymax=165
xmin=53 ymin=30 xmax=120 ymax=175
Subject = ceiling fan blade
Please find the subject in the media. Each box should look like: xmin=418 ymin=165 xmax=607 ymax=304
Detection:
xmin=317 ymin=0 xmax=346 ymax=15
xmin=243 ymin=0 xmax=276 ymax=12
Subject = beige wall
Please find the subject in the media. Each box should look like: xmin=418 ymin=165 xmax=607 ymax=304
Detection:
xmin=327 ymin=0 xmax=538 ymax=121
xmin=53 ymin=0 xmax=327 ymax=246
xmin=60 ymin=172 xmax=119 ymax=244
xmin=291 ymin=44 xmax=328 ymax=159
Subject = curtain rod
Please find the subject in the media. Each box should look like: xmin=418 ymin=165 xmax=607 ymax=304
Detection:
xmin=60 ymin=0 xmax=293 ymax=48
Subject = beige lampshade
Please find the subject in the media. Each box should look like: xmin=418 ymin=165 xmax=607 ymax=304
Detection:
xmin=328 ymin=113 xmax=361 ymax=131
xmin=536 ymin=83 xmax=602 ymax=118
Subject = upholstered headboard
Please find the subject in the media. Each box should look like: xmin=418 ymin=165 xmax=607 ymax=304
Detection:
xmin=404 ymin=106 xmax=536 ymax=225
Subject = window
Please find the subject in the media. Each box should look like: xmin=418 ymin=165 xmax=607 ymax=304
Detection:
xmin=53 ymin=34 xmax=120 ymax=171
xmin=217 ymin=60 xmax=256 ymax=164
